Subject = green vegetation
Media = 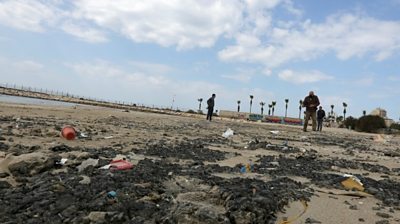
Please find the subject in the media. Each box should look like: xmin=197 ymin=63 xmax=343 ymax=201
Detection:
xmin=344 ymin=116 xmax=358 ymax=130
xmin=356 ymin=115 xmax=386 ymax=133
xmin=390 ymin=122 xmax=400 ymax=130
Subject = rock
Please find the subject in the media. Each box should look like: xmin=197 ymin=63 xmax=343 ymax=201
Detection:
xmin=305 ymin=217 xmax=322 ymax=223
xmin=230 ymin=210 xmax=254 ymax=224
xmin=7 ymin=152 xmax=55 ymax=176
xmin=61 ymin=205 xmax=77 ymax=219
xmin=0 ymin=171 xmax=10 ymax=178
xmin=366 ymin=187 xmax=379 ymax=195
xmin=375 ymin=220 xmax=389 ymax=224
xmin=376 ymin=212 xmax=392 ymax=219
xmin=349 ymin=205 xmax=358 ymax=210
xmin=49 ymin=144 xmax=73 ymax=152
xmin=0 ymin=180 xmax=11 ymax=189
xmin=87 ymin=211 xmax=108 ymax=224
xmin=0 ymin=142 xmax=9 ymax=150
xmin=77 ymin=158 xmax=99 ymax=172
xmin=78 ymin=175 xmax=91 ymax=185
xmin=195 ymin=206 xmax=220 ymax=222
xmin=359 ymin=218 xmax=365 ymax=222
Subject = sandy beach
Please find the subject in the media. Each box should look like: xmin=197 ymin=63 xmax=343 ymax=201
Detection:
xmin=0 ymin=101 xmax=399 ymax=224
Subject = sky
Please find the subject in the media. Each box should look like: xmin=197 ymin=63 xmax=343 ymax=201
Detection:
xmin=0 ymin=0 xmax=399 ymax=120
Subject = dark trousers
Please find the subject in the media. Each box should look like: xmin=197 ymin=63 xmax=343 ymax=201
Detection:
xmin=206 ymin=107 xmax=214 ymax=121
xmin=303 ymin=111 xmax=317 ymax=131
xmin=317 ymin=119 xmax=323 ymax=131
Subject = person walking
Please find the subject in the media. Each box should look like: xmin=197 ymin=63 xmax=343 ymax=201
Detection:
xmin=206 ymin=94 xmax=216 ymax=121
xmin=302 ymin=91 xmax=320 ymax=132
xmin=317 ymin=106 xmax=326 ymax=131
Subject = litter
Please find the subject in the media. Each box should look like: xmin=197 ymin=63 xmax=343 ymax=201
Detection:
xmin=240 ymin=163 xmax=254 ymax=173
xmin=107 ymin=191 xmax=117 ymax=198
xmin=55 ymin=158 xmax=68 ymax=166
xmin=110 ymin=159 xmax=133 ymax=170
xmin=99 ymin=159 xmax=133 ymax=171
xmin=106 ymin=191 xmax=118 ymax=204
xmin=222 ymin=128 xmax=234 ymax=138
xmin=104 ymin=136 xmax=114 ymax=139
xmin=341 ymin=174 xmax=364 ymax=191
xmin=270 ymin=130 xmax=280 ymax=135
xmin=99 ymin=164 xmax=111 ymax=170
xmin=61 ymin=126 xmax=76 ymax=140
xmin=78 ymin=132 xmax=88 ymax=138
xmin=77 ymin=158 xmax=99 ymax=172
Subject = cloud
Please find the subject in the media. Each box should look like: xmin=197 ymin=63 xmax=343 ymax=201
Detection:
xmin=320 ymin=96 xmax=350 ymax=109
xmin=219 ymin=13 xmax=400 ymax=67
xmin=12 ymin=60 xmax=44 ymax=72
xmin=221 ymin=74 xmax=252 ymax=83
xmin=0 ymin=0 xmax=60 ymax=32
xmin=278 ymin=69 xmax=333 ymax=84
xmin=356 ymin=76 xmax=374 ymax=86
xmin=0 ymin=58 xmax=44 ymax=85
xmin=129 ymin=61 xmax=172 ymax=75
xmin=0 ymin=0 xmax=299 ymax=48
xmin=71 ymin=0 xmax=246 ymax=49
xmin=388 ymin=75 xmax=400 ymax=81
xmin=61 ymin=21 xmax=108 ymax=43
xmin=64 ymin=59 xmax=275 ymax=111
xmin=368 ymin=93 xmax=391 ymax=100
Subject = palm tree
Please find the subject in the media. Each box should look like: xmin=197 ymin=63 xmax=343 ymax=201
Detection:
xmin=271 ymin=101 xmax=276 ymax=116
xmin=363 ymin=110 xmax=366 ymax=116
xmin=260 ymin=102 xmax=265 ymax=115
xmin=299 ymin=100 xmax=303 ymax=119
xmin=237 ymin=100 xmax=241 ymax=112
xmin=249 ymin=95 xmax=254 ymax=114
xmin=268 ymin=104 xmax=272 ymax=116
xmin=284 ymin=99 xmax=289 ymax=117
xmin=343 ymin=102 xmax=347 ymax=120
xmin=197 ymin=98 xmax=203 ymax=111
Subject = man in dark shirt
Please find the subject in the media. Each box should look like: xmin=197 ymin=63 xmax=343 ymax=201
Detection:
xmin=302 ymin=91 xmax=320 ymax=132
xmin=206 ymin=94 xmax=216 ymax=121
xmin=317 ymin=106 xmax=326 ymax=131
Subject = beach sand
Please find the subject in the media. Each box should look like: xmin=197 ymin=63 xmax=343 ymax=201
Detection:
xmin=0 ymin=102 xmax=399 ymax=223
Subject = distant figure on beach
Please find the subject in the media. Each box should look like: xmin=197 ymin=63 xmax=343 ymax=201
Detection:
xmin=302 ymin=91 xmax=320 ymax=132
xmin=317 ymin=106 xmax=326 ymax=131
xmin=206 ymin=94 xmax=216 ymax=121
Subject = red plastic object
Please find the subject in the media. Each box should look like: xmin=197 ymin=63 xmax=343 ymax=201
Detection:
xmin=61 ymin=126 xmax=76 ymax=140
xmin=110 ymin=160 xmax=133 ymax=170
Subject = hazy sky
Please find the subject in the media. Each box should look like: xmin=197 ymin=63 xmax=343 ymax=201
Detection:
xmin=0 ymin=0 xmax=399 ymax=119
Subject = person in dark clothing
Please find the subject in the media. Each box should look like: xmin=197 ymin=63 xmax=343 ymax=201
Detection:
xmin=206 ymin=94 xmax=216 ymax=121
xmin=317 ymin=106 xmax=326 ymax=131
xmin=302 ymin=91 xmax=320 ymax=132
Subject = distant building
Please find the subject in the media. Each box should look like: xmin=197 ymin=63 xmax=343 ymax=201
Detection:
xmin=370 ymin=108 xmax=387 ymax=118
xmin=370 ymin=108 xmax=394 ymax=127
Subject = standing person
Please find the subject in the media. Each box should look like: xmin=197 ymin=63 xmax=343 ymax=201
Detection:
xmin=206 ymin=94 xmax=216 ymax=121
xmin=302 ymin=91 xmax=320 ymax=132
xmin=317 ymin=106 xmax=326 ymax=131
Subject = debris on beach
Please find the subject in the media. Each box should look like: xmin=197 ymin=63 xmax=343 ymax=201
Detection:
xmin=341 ymin=174 xmax=364 ymax=191
xmin=61 ymin=126 xmax=76 ymax=140
xmin=77 ymin=158 xmax=99 ymax=172
xmin=222 ymin=128 xmax=234 ymax=138
xmin=1 ymin=103 xmax=400 ymax=223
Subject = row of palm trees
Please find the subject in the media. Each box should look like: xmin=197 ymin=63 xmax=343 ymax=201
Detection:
xmin=198 ymin=97 xmax=350 ymax=119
